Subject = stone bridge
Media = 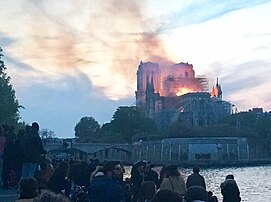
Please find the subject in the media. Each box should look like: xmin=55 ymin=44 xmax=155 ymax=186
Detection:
xmin=43 ymin=137 xmax=254 ymax=165
xmin=44 ymin=142 xmax=133 ymax=162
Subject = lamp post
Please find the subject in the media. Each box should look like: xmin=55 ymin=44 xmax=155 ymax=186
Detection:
xmin=217 ymin=143 xmax=222 ymax=164
xmin=139 ymin=139 xmax=143 ymax=160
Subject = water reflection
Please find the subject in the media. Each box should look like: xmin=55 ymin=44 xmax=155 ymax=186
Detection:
xmin=124 ymin=165 xmax=271 ymax=202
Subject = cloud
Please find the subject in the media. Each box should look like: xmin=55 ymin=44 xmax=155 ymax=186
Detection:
xmin=0 ymin=33 xmax=16 ymax=47
xmin=1 ymin=0 xmax=176 ymax=101
xmin=17 ymin=71 xmax=134 ymax=137
xmin=156 ymin=0 xmax=271 ymax=31
xmin=1 ymin=0 xmax=271 ymax=137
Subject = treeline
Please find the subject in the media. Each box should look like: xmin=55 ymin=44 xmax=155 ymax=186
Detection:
xmin=0 ymin=47 xmax=21 ymax=126
xmin=74 ymin=107 xmax=271 ymax=143
xmin=166 ymin=111 xmax=271 ymax=138
xmin=74 ymin=106 xmax=158 ymax=143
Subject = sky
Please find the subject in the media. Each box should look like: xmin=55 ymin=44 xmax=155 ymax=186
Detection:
xmin=0 ymin=0 xmax=271 ymax=138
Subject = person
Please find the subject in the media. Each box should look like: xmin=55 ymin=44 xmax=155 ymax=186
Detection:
xmin=16 ymin=177 xmax=39 ymax=202
xmin=16 ymin=129 xmax=26 ymax=180
xmin=130 ymin=160 xmax=147 ymax=202
xmin=47 ymin=161 xmax=71 ymax=197
xmin=88 ymin=161 xmax=126 ymax=202
xmin=33 ymin=190 xmax=71 ymax=202
xmin=2 ymin=124 xmax=17 ymax=188
xmin=144 ymin=162 xmax=159 ymax=188
xmin=70 ymin=161 xmax=91 ymax=187
xmin=184 ymin=186 xmax=208 ymax=202
xmin=220 ymin=174 xmax=241 ymax=202
xmin=207 ymin=191 xmax=218 ymax=202
xmin=158 ymin=165 xmax=167 ymax=188
xmin=186 ymin=167 xmax=206 ymax=190
xmin=160 ymin=165 xmax=186 ymax=196
xmin=151 ymin=189 xmax=183 ymax=202
xmin=21 ymin=123 xmax=47 ymax=178
xmin=36 ymin=157 xmax=54 ymax=190
xmin=137 ymin=181 xmax=156 ymax=202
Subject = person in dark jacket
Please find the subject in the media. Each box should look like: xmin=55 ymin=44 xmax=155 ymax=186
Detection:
xmin=2 ymin=124 xmax=18 ymax=189
xmin=21 ymin=123 xmax=47 ymax=178
xmin=130 ymin=161 xmax=147 ymax=202
xmin=47 ymin=161 xmax=71 ymax=197
xmin=88 ymin=161 xmax=125 ymax=202
xmin=220 ymin=175 xmax=241 ymax=202
xmin=144 ymin=162 xmax=159 ymax=188
xmin=186 ymin=167 xmax=206 ymax=190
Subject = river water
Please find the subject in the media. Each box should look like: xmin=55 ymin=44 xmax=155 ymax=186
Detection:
xmin=124 ymin=165 xmax=271 ymax=202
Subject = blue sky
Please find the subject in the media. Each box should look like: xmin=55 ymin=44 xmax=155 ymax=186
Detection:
xmin=1 ymin=0 xmax=271 ymax=138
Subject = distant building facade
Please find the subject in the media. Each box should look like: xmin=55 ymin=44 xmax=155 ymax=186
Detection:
xmin=135 ymin=61 xmax=232 ymax=129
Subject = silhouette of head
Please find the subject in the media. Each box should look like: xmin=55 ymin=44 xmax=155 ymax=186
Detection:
xmin=19 ymin=177 xmax=38 ymax=199
xmin=226 ymin=174 xmax=234 ymax=180
xmin=31 ymin=122 xmax=39 ymax=132
xmin=138 ymin=181 xmax=156 ymax=202
xmin=53 ymin=161 xmax=70 ymax=179
xmin=103 ymin=161 xmax=123 ymax=180
xmin=165 ymin=165 xmax=180 ymax=177
xmin=185 ymin=186 xmax=208 ymax=202
xmin=193 ymin=166 xmax=200 ymax=174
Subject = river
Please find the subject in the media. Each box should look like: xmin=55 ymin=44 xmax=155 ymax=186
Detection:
xmin=124 ymin=165 xmax=271 ymax=202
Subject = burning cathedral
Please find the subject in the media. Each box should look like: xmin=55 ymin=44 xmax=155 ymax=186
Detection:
xmin=135 ymin=61 xmax=232 ymax=129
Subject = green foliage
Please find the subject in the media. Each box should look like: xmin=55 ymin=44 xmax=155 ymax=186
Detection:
xmin=74 ymin=116 xmax=100 ymax=142
xmin=102 ymin=106 xmax=158 ymax=142
xmin=165 ymin=121 xmax=195 ymax=137
xmin=0 ymin=47 xmax=21 ymax=124
xmin=165 ymin=110 xmax=271 ymax=138
xmin=221 ymin=111 xmax=271 ymax=137
xmin=254 ymin=114 xmax=271 ymax=137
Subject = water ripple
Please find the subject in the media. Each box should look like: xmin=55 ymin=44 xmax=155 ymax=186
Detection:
xmin=124 ymin=165 xmax=271 ymax=202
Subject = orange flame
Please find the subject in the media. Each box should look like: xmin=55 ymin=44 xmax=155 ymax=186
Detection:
xmin=176 ymin=87 xmax=196 ymax=96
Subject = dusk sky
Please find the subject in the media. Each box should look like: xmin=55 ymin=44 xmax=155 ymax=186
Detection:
xmin=1 ymin=0 xmax=271 ymax=138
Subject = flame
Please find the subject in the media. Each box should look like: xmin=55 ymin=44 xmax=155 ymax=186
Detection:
xmin=176 ymin=87 xmax=196 ymax=96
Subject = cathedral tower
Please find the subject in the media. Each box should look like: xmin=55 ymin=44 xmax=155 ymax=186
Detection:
xmin=135 ymin=61 xmax=161 ymax=110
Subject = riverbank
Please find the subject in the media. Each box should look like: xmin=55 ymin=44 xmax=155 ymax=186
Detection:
xmin=123 ymin=159 xmax=271 ymax=169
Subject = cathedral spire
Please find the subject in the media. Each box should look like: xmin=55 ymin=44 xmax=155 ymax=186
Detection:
xmin=211 ymin=77 xmax=222 ymax=99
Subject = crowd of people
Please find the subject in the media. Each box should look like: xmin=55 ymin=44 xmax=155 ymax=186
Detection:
xmin=0 ymin=122 xmax=47 ymax=190
xmin=0 ymin=123 xmax=242 ymax=202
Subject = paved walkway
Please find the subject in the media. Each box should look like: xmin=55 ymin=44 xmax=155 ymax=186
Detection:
xmin=0 ymin=189 xmax=19 ymax=202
